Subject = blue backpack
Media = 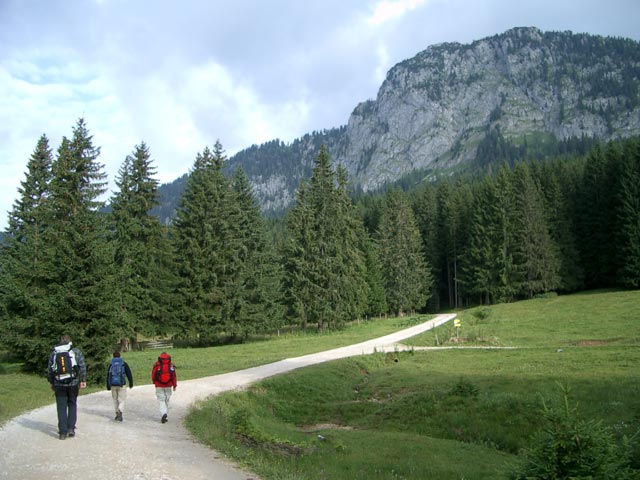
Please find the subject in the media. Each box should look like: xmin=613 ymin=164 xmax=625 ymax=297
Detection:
xmin=109 ymin=357 xmax=125 ymax=387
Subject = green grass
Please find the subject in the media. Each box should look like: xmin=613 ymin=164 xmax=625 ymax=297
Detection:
xmin=2 ymin=290 xmax=639 ymax=478
xmin=406 ymin=289 xmax=640 ymax=348
xmin=0 ymin=314 xmax=426 ymax=425
xmin=185 ymin=290 xmax=640 ymax=479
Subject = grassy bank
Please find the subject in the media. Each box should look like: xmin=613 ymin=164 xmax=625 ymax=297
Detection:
xmin=185 ymin=290 xmax=640 ymax=479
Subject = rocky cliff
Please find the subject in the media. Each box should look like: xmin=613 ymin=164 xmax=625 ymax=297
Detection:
xmin=338 ymin=26 xmax=640 ymax=190
xmin=160 ymin=27 xmax=640 ymax=218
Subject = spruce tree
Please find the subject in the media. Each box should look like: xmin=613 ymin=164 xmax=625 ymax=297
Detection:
xmin=461 ymin=180 xmax=495 ymax=304
xmin=333 ymin=165 xmax=369 ymax=323
xmin=174 ymin=147 xmax=233 ymax=342
xmin=361 ymin=235 xmax=388 ymax=317
xmin=46 ymin=119 xmax=116 ymax=381
xmin=450 ymin=179 xmax=474 ymax=307
xmin=577 ymin=144 xmax=617 ymax=288
xmin=228 ymin=167 xmax=284 ymax=338
xmin=536 ymin=161 xmax=584 ymax=292
xmin=462 ymin=168 xmax=515 ymax=304
xmin=109 ymin=143 xmax=176 ymax=346
xmin=282 ymin=180 xmax=315 ymax=329
xmin=0 ymin=135 xmax=55 ymax=372
xmin=306 ymin=146 xmax=339 ymax=328
xmin=414 ymin=184 xmax=440 ymax=310
xmin=615 ymin=139 xmax=640 ymax=288
xmin=511 ymin=162 xmax=560 ymax=298
xmin=283 ymin=147 xmax=368 ymax=329
xmin=492 ymin=167 xmax=517 ymax=302
xmin=433 ymin=180 xmax=472 ymax=309
xmin=377 ymin=189 xmax=431 ymax=316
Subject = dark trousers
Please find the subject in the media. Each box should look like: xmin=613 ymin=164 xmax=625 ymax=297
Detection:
xmin=54 ymin=385 xmax=79 ymax=435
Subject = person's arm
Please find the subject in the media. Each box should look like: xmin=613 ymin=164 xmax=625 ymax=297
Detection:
xmin=172 ymin=366 xmax=177 ymax=390
xmin=125 ymin=362 xmax=134 ymax=388
xmin=47 ymin=351 xmax=55 ymax=389
xmin=106 ymin=365 xmax=111 ymax=390
xmin=74 ymin=348 xmax=87 ymax=388
xmin=151 ymin=363 xmax=158 ymax=384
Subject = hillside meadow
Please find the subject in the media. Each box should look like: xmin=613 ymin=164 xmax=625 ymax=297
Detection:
xmin=184 ymin=290 xmax=640 ymax=479
xmin=1 ymin=289 xmax=639 ymax=478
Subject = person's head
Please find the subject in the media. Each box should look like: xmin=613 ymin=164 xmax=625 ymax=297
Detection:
xmin=158 ymin=352 xmax=171 ymax=362
xmin=60 ymin=334 xmax=72 ymax=345
xmin=113 ymin=351 xmax=121 ymax=358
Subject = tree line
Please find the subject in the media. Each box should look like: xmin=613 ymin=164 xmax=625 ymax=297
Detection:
xmin=359 ymin=137 xmax=640 ymax=310
xmin=1 ymin=119 xmax=638 ymax=382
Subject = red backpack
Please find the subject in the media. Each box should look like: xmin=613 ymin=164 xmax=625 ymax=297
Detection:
xmin=155 ymin=356 xmax=175 ymax=384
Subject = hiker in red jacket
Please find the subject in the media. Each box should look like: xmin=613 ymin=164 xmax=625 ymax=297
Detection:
xmin=151 ymin=352 xmax=177 ymax=423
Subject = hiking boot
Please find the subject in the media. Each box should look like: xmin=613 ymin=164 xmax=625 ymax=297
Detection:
xmin=161 ymin=414 xmax=168 ymax=424
xmin=116 ymin=412 xmax=123 ymax=422
xmin=59 ymin=434 xmax=67 ymax=440
xmin=68 ymin=430 xmax=75 ymax=437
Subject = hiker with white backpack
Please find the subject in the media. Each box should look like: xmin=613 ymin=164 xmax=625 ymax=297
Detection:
xmin=48 ymin=334 xmax=87 ymax=440
xmin=106 ymin=351 xmax=134 ymax=421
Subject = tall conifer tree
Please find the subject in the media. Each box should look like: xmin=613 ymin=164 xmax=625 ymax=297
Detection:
xmin=283 ymin=181 xmax=314 ymax=328
xmin=173 ymin=144 xmax=229 ymax=340
xmin=615 ymin=139 xmax=640 ymax=287
xmin=283 ymin=147 xmax=367 ymax=329
xmin=228 ymin=167 xmax=284 ymax=338
xmin=0 ymin=135 xmax=55 ymax=372
xmin=450 ymin=179 xmax=474 ymax=307
xmin=511 ymin=162 xmax=560 ymax=298
xmin=462 ymin=168 xmax=515 ymax=304
xmin=109 ymin=143 xmax=176 ymax=345
xmin=334 ymin=165 xmax=369 ymax=322
xmin=414 ymin=185 xmax=440 ymax=310
xmin=577 ymin=144 xmax=617 ymax=288
xmin=462 ymin=180 xmax=495 ymax=304
xmin=536 ymin=161 xmax=584 ymax=292
xmin=377 ymin=189 xmax=431 ymax=316
xmin=46 ymin=119 xmax=115 ymax=380
xmin=361 ymin=235 xmax=388 ymax=317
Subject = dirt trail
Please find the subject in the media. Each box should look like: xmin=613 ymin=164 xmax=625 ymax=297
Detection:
xmin=0 ymin=314 xmax=455 ymax=480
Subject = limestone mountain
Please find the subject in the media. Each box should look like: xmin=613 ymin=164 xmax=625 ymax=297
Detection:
xmin=156 ymin=27 xmax=640 ymax=220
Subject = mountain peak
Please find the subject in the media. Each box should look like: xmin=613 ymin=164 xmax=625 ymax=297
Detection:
xmin=158 ymin=27 xmax=640 ymax=220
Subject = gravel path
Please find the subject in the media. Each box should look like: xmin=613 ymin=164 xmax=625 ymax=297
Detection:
xmin=0 ymin=314 xmax=455 ymax=480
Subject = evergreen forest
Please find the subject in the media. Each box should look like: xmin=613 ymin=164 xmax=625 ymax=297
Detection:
xmin=1 ymin=118 xmax=639 ymax=382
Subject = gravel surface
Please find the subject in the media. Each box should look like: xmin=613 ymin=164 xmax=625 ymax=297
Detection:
xmin=0 ymin=314 xmax=455 ymax=480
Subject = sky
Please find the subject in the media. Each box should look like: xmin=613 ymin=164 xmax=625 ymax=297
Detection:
xmin=1 ymin=0 xmax=639 ymax=230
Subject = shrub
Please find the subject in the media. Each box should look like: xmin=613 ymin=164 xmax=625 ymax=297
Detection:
xmin=449 ymin=377 xmax=479 ymax=398
xmin=471 ymin=308 xmax=491 ymax=324
xmin=510 ymin=385 xmax=638 ymax=479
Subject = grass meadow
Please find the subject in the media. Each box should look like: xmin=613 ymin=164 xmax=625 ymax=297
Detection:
xmin=1 ymin=289 xmax=639 ymax=479
xmin=184 ymin=290 xmax=640 ymax=479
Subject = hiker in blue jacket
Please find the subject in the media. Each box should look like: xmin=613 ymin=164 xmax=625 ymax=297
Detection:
xmin=106 ymin=351 xmax=134 ymax=422
xmin=48 ymin=334 xmax=87 ymax=440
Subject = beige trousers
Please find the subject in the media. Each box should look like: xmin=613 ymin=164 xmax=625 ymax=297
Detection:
xmin=155 ymin=387 xmax=172 ymax=416
xmin=111 ymin=386 xmax=127 ymax=414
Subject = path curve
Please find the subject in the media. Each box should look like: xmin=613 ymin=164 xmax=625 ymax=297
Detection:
xmin=0 ymin=314 xmax=455 ymax=480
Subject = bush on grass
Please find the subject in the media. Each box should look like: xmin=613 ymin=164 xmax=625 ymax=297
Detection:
xmin=510 ymin=385 xmax=638 ymax=480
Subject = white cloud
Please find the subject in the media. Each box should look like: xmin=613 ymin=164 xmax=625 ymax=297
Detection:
xmin=374 ymin=45 xmax=391 ymax=85
xmin=368 ymin=0 xmax=428 ymax=26
xmin=1 ymin=0 xmax=639 ymax=230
